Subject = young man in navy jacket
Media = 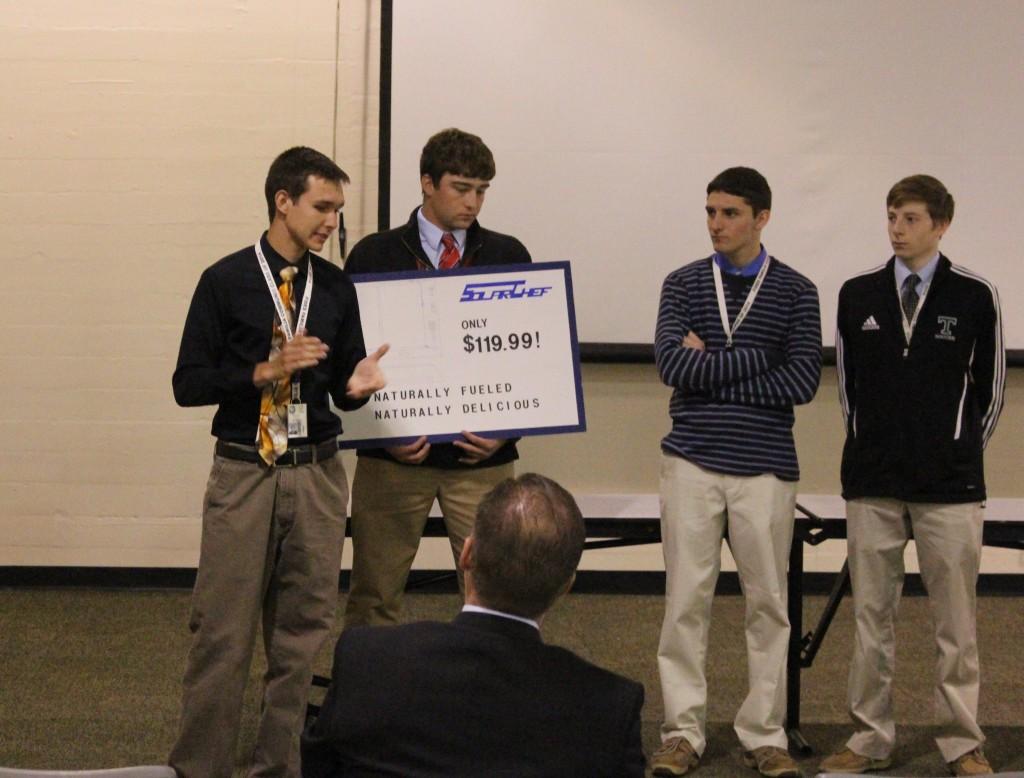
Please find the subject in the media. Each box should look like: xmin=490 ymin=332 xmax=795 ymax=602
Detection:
xmin=822 ymin=175 xmax=1005 ymax=776
xmin=341 ymin=128 xmax=531 ymax=629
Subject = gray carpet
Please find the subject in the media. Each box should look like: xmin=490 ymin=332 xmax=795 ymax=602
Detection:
xmin=0 ymin=588 xmax=1021 ymax=776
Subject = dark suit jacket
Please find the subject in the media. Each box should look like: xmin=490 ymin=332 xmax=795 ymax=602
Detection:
xmin=301 ymin=611 xmax=646 ymax=777
xmin=344 ymin=208 xmax=531 ymax=275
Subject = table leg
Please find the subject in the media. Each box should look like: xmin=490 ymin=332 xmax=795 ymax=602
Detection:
xmin=786 ymin=527 xmax=811 ymax=754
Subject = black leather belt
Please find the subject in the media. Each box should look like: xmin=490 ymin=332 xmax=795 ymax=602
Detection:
xmin=215 ymin=439 xmax=340 ymax=467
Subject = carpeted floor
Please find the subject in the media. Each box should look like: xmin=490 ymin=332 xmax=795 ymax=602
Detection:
xmin=0 ymin=587 xmax=1021 ymax=776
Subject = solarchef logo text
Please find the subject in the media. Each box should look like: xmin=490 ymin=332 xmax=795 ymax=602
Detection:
xmin=460 ymin=280 xmax=552 ymax=302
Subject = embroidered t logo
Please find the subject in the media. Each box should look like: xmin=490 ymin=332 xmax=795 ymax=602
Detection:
xmin=936 ymin=316 xmax=957 ymax=341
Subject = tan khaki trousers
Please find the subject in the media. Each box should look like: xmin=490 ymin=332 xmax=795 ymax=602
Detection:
xmin=169 ymin=451 xmax=348 ymax=778
xmin=658 ymin=454 xmax=796 ymax=755
xmin=343 ymin=456 xmax=513 ymax=627
xmin=845 ymin=497 xmax=985 ymax=763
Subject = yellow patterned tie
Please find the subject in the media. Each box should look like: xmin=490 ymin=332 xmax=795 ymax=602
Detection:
xmin=257 ymin=266 xmax=298 ymax=465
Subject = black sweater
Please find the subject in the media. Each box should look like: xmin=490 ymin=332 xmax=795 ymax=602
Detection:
xmin=173 ymin=235 xmax=367 ymax=444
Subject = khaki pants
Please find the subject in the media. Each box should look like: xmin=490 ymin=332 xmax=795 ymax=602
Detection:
xmin=169 ymin=451 xmax=348 ymax=778
xmin=658 ymin=454 xmax=796 ymax=755
xmin=845 ymin=497 xmax=985 ymax=763
xmin=343 ymin=456 xmax=514 ymax=627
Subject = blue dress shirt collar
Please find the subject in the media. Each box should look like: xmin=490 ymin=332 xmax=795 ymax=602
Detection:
xmin=713 ymin=245 xmax=767 ymax=277
xmin=894 ymin=252 xmax=940 ymax=292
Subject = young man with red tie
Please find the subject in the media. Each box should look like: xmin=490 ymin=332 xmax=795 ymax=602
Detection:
xmin=341 ymin=128 xmax=531 ymax=629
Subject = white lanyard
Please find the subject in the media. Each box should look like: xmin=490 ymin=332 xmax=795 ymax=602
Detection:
xmin=712 ymin=255 xmax=771 ymax=348
xmin=255 ymin=241 xmax=313 ymax=342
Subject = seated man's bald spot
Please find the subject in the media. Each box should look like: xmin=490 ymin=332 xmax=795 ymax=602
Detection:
xmin=469 ymin=474 xmax=585 ymax=619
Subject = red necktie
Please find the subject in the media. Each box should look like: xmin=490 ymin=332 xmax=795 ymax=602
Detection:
xmin=438 ymin=232 xmax=460 ymax=270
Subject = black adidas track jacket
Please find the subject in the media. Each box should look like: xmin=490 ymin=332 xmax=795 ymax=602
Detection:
xmin=836 ymin=255 xmax=1004 ymax=503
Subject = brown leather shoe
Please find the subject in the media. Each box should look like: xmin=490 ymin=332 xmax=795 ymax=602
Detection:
xmin=651 ymin=736 xmax=700 ymax=776
xmin=819 ymin=746 xmax=892 ymax=774
xmin=948 ymin=747 xmax=993 ymax=776
xmin=742 ymin=746 xmax=802 ymax=777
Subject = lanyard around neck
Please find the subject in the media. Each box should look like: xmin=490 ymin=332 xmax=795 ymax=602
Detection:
xmin=712 ymin=255 xmax=771 ymax=348
xmin=255 ymin=241 xmax=313 ymax=341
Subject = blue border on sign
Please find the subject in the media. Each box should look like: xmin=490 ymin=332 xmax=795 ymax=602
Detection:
xmin=340 ymin=261 xmax=586 ymax=448
xmin=561 ymin=261 xmax=588 ymax=436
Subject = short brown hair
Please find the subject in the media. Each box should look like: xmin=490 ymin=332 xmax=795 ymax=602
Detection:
xmin=707 ymin=166 xmax=771 ymax=215
xmin=265 ymin=146 xmax=350 ymax=223
xmin=887 ymin=174 xmax=954 ymax=225
xmin=420 ymin=128 xmax=496 ymax=186
xmin=470 ymin=474 xmax=585 ymax=619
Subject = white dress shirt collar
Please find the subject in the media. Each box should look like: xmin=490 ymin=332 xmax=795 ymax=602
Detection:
xmin=417 ymin=207 xmax=467 ymax=268
xmin=461 ymin=604 xmax=540 ymax=631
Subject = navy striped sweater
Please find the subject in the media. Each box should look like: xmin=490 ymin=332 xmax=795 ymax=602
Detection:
xmin=655 ymin=256 xmax=822 ymax=481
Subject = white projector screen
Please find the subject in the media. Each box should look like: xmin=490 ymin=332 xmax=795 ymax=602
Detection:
xmin=387 ymin=0 xmax=1023 ymax=349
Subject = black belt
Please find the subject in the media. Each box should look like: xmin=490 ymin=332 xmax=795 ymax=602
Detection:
xmin=215 ymin=439 xmax=340 ymax=467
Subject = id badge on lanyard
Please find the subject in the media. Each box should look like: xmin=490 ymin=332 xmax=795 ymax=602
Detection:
xmin=255 ymin=241 xmax=315 ymax=438
xmin=287 ymin=383 xmax=309 ymax=439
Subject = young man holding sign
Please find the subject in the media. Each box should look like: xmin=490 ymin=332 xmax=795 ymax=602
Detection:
xmin=170 ymin=147 xmax=387 ymax=778
xmin=652 ymin=168 xmax=821 ymax=777
xmin=342 ymin=128 xmax=532 ymax=628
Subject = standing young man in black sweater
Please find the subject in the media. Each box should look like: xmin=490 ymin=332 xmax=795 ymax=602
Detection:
xmin=822 ymin=175 xmax=1005 ymax=776
xmin=170 ymin=147 xmax=387 ymax=778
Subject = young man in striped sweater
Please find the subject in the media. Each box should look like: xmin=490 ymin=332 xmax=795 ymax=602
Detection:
xmin=821 ymin=175 xmax=1005 ymax=776
xmin=651 ymin=167 xmax=822 ymax=777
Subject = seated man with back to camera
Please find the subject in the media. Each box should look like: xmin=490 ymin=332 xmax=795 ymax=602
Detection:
xmin=301 ymin=473 xmax=646 ymax=777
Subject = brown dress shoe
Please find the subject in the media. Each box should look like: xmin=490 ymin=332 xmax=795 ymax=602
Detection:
xmin=651 ymin=736 xmax=700 ymax=776
xmin=948 ymin=747 xmax=993 ymax=776
xmin=742 ymin=746 xmax=802 ymax=777
xmin=819 ymin=746 xmax=892 ymax=774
